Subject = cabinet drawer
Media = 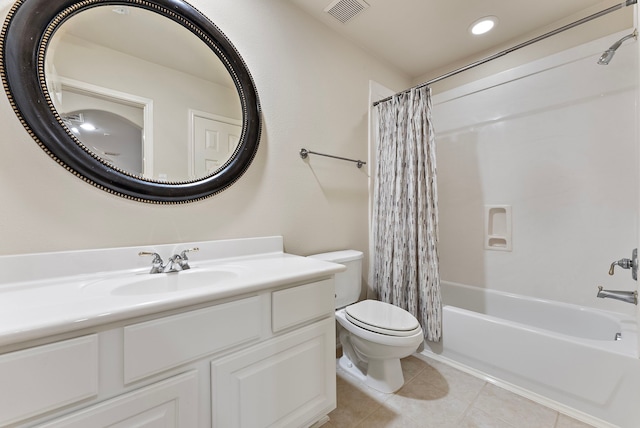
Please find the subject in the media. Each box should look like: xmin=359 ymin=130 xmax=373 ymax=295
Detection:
xmin=37 ymin=371 xmax=197 ymax=427
xmin=0 ymin=335 xmax=99 ymax=426
xmin=124 ymin=296 xmax=261 ymax=383
xmin=272 ymin=279 xmax=334 ymax=332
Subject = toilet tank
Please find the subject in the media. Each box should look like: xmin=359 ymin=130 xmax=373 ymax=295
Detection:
xmin=308 ymin=250 xmax=363 ymax=309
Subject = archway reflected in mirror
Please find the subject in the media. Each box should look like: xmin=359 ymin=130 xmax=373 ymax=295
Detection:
xmin=63 ymin=109 xmax=143 ymax=174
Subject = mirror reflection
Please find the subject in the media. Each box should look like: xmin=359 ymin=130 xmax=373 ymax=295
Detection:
xmin=46 ymin=5 xmax=243 ymax=182
xmin=63 ymin=108 xmax=143 ymax=174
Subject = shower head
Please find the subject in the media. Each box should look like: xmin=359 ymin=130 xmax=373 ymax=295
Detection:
xmin=598 ymin=30 xmax=637 ymax=65
xmin=597 ymin=49 xmax=616 ymax=65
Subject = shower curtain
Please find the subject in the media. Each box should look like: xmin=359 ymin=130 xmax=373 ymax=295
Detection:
xmin=372 ymin=86 xmax=442 ymax=342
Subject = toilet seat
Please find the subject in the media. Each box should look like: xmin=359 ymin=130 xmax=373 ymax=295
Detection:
xmin=345 ymin=300 xmax=421 ymax=337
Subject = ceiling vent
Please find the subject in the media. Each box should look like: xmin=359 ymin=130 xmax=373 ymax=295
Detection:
xmin=324 ymin=0 xmax=369 ymax=24
xmin=62 ymin=113 xmax=84 ymax=123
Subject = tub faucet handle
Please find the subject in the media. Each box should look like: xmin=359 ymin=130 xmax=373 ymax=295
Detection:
xmin=608 ymin=248 xmax=638 ymax=280
xmin=609 ymin=259 xmax=631 ymax=275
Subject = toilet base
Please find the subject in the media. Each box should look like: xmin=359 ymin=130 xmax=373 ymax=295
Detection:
xmin=338 ymin=354 xmax=405 ymax=394
xmin=338 ymin=354 xmax=366 ymax=382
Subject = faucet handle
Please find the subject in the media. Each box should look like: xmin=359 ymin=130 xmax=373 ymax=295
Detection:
xmin=608 ymin=248 xmax=638 ymax=280
xmin=139 ymin=251 xmax=163 ymax=262
xmin=168 ymin=247 xmax=200 ymax=272
xmin=139 ymin=251 xmax=164 ymax=274
xmin=608 ymin=260 xmax=630 ymax=275
xmin=179 ymin=247 xmax=199 ymax=259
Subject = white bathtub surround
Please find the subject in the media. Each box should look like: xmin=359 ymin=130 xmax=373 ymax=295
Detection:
xmin=433 ymin=29 xmax=638 ymax=315
xmin=430 ymin=28 xmax=640 ymax=428
xmin=0 ymin=236 xmax=343 ymax=427
xmin=372 ymin=86 xmax=442 ymax=341
xmin=423 ymin=281 xmax=640 ymax=428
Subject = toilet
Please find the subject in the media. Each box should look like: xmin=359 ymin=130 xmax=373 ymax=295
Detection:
xmin=308 ymin=250 xmax=424 ymax=393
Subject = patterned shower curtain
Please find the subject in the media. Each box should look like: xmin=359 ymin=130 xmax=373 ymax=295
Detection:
xmin=372 ymin=86 xmax=442 ymax=342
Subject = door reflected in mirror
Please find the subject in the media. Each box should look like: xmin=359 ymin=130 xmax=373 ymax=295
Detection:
xmin=46 ymin=5 xmax=242 ymax=182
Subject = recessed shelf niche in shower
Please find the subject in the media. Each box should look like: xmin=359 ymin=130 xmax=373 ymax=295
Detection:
xmin=485 ymin=205 xmax=512 ymax=251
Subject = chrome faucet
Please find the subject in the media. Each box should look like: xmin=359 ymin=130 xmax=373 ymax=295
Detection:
xmin=138 ymin=251 xmax=165 ymax=274
xmin=597 ymin=286 xmax=638 ymax=305
xmin=139 ymin=247 xmax=199 ymax=274
xmin=164 ymin=254 xmax=185 ymax=273
xmin=169 ymin=247 xmax=199 ymax=272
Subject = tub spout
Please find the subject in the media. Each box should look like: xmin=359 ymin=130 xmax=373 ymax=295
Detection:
xmin=597 ymin=286 xmax=638 ymax=305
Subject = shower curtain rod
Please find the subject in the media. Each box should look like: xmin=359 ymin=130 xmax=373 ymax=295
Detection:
xmin=373 ymin=0 xmax=637 ymax=107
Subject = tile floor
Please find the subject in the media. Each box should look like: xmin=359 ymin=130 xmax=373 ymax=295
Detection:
xmin=326 ymin=355 xmax=596 ymax=428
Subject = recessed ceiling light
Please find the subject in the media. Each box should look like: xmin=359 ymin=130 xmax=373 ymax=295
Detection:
xmin=112 ymin=6 xmax=130 ymax=15
xmin=470 ymin=16 xmax=498 ymax=36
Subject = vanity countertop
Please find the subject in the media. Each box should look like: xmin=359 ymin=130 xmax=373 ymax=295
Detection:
xmin=0 ymin=237 xmax=345 ymax=348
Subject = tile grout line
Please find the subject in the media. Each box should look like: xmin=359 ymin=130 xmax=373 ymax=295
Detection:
xmin=350 ymin=359 xmax=430 ymax=428
xmin=454 ymin=380 xmax=489 ymax=426
xmin=339 ymin=368 xmax=393 ymax=427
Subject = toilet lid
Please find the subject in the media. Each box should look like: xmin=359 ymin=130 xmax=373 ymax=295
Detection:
xmin=345 ymin=300 xmax=421 ymax=337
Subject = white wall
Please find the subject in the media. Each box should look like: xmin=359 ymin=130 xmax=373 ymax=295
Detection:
xmin=433 ymin=31 xmax=638 ymax=315
xmin=0 ymin=0 xmax=411 ymax=263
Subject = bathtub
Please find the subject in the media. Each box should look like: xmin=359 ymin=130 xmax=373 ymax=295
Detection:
xmin=422 ymin=281 xmax=640 ymax=428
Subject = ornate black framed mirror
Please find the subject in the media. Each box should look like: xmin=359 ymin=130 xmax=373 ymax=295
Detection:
xmin=1 ymin=0 xmax=261 ymax=203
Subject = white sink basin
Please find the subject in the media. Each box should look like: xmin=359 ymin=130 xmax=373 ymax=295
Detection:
xmin=84 ymin=267 xmax=244 ymax=296
xmin=113 ymin=270 xmax=239 ymax=296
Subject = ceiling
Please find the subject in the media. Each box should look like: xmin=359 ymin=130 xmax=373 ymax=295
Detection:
xmin=287 ymin=0 xmax=622 ymax=78
xmin=55 ymin=5 xmax=232 ymax=87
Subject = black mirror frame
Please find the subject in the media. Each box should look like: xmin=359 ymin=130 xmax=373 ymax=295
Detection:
xmin=0 ymin=0 xmax=261 ymax=204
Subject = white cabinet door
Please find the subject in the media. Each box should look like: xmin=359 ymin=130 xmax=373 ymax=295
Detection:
xmin=0 ymin=335 xmax=98 ymax=427
xmin=37 ymin=371 xmax=198 ymax=428
xmin=211 ymin=318 xmax=336 ymax=428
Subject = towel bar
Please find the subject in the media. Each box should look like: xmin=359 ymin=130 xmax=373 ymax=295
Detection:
xmin=299 ymin=148 xmax=366 ymax=168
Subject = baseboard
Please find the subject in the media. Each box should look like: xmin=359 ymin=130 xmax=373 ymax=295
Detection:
xmin=308 ymin=415 xmax=330 ymax=428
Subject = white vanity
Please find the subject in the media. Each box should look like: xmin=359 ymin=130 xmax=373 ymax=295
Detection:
xmin=0 ymin=237 xmax=343 ymax=427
